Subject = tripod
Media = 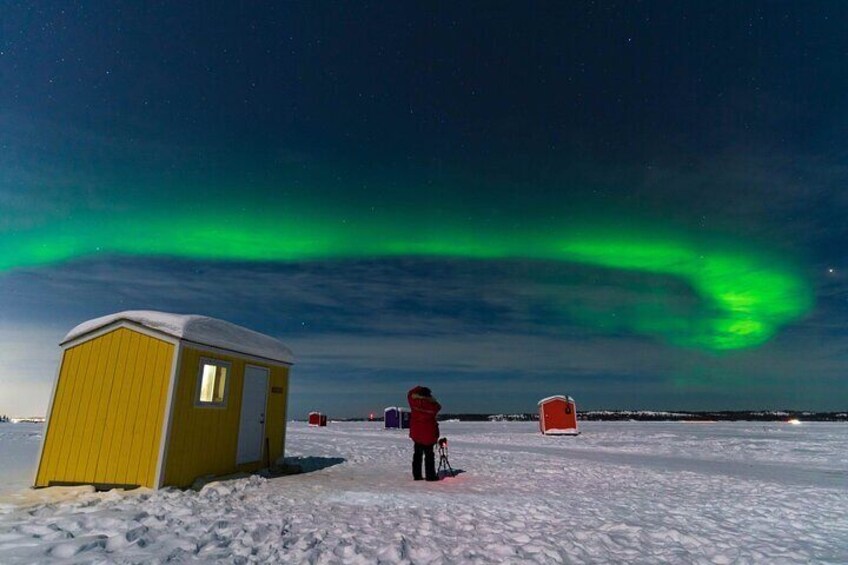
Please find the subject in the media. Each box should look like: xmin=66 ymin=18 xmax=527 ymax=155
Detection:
xmin=436 ymin=437 xmax=455 ymax=478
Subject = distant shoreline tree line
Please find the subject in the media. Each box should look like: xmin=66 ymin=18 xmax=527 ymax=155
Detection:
xmin=464 ymin=411 xmax=848 ymax=422
xmin=335 ymin=411 xmax=847 ymax=422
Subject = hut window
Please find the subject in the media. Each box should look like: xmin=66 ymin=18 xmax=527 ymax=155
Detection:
xmin=196 ymin=360 xmax=230 ymax=406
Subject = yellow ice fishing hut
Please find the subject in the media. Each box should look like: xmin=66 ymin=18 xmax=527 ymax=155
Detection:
xmin=34 ymin=311 xmax=293 ymax=490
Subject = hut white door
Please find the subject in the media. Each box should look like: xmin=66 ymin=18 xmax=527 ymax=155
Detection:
xmin=237 ymin=365 xmax=269 ymax=464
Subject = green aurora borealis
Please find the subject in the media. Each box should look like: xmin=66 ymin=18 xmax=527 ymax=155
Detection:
xmin=1 ymin=203 xmax=812 ymax=352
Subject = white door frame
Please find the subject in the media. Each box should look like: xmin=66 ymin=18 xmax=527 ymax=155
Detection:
xmin=236 ymin=364 xmax=269 ymax=465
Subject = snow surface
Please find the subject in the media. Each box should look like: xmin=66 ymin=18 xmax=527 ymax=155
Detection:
xmin=542 ymin=428 xmax=579 ymax=435
xmin=537 ymin=395 xmax=574 ymax=405
xmin=62 ymin=310 xmax=293 ymax=364
xmin=0 ymin=420 xmax=846 ymax=563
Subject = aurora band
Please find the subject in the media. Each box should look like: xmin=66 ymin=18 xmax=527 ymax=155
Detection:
xmin=0 ymin=207 xmax=812 ymax=352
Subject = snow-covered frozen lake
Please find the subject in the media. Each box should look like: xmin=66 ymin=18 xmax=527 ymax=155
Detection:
xmin=0 ymin=423 xmax=43 ymax=498
xmin=0 ymin=420 xmax=846 ymax=563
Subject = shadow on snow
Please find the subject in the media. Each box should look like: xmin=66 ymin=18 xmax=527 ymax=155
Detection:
xmin=282 ymin=456 xmax=346 ymax=474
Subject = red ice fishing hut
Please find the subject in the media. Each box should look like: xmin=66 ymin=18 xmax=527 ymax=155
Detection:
xmin=538 ymin=395 xmax=579 ymax=435
xmin=308 ymin=412 xmax=327 ymax=427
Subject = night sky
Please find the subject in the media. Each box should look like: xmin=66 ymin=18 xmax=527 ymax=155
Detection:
xmin=1 ymin=2 xmax=846 ymax=417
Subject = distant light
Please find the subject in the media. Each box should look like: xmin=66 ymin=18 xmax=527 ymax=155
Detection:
xmin=787 ymin=418 xmax=802 ymax=425
xmin=828 ymin=268 xmax=835 ymax=274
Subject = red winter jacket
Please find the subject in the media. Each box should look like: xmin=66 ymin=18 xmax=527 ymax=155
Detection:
xmin=408 ymin=386 xmax=441 ymax=445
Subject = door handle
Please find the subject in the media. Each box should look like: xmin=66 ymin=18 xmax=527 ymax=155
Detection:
xmin=259 ymin=413 xmax=265 ymax=424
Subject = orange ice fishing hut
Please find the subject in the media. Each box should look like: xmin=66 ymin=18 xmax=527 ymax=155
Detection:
xmin=538 ymin=395 xmax=579 ymax=435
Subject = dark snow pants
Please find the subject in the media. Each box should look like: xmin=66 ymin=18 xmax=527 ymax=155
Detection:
xmin=412 ymin=442 xmax=437 ymax=480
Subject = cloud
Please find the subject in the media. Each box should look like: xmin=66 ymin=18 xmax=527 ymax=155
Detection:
xmin=2 ymin=254 xmax=847 ymax=416
xmin=286 ymin=332 xmax=670 ymax=375
xmin=0 ymin=256 xmax=705 ymax=344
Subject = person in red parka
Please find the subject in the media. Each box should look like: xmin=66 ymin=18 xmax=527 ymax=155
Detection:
xmin=408 ymin=385 xmax=441 ymax=481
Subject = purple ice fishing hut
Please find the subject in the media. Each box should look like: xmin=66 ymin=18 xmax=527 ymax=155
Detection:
xmin=384 ymin=406 xmax=401 ymax=429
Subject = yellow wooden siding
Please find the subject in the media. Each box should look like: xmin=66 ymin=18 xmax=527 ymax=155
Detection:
xmin=162 ymin=347 xmax=289 ymax=488
xmin=265 ymin=364 xmax=289 ymax=467
xmin=35 ymin=328 xmax=174 ymax=488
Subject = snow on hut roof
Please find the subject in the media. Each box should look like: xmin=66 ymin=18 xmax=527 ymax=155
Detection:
xmin=537 ymin=395 xmax=574 ymax=406
xmin=62 ymin=310 xmax=294 ymax=364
